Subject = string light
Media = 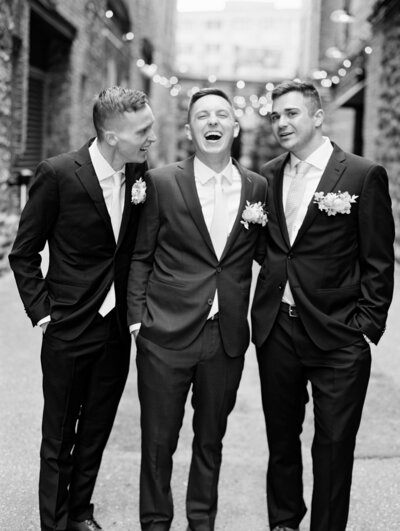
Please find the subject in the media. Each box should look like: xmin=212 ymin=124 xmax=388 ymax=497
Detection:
xmin=123 ymin=31 xmax=134 ymax=41
xmin=95 ymin=7 xmax=371 ymax=116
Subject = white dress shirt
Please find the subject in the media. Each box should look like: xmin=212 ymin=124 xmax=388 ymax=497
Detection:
xmin=193 ymin=156 xmax=241 ymax=235
xmin=89 ymin=139 xmax=126 ymax=316
xmin=89 ymin=138 xmax=126 ymax=216
xmin=194 ymin=156 xmax=242 ymax=317
xmin=282 ymin=137 xmax=333 ymax=306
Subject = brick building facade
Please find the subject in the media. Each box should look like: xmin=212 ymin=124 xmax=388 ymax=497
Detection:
xmin=0 ymin=0 xmax=177 ymax=272
xmin=365 ymin=0 xmax=400 ymax=259
xmin=308 ymin=0 xmax=399 ymax=259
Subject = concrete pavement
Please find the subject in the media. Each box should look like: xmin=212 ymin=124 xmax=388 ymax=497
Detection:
xmin=1 ymin=266 xmax=399 ymax=530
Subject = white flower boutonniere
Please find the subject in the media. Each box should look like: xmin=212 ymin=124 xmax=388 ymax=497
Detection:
xmin=313 ymin=191 xmax=358 ymax=216
xmin=240 ymin=201 xmax=268 ymax=230
xmin=131 ymin=178 xmax=147 ymax=205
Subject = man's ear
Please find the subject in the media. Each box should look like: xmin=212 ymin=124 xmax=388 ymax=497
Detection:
xmin=233 ymin=121 xmax=240 ymax=138
xmin=185 ymin=123 xmax=192 ymax=141
xmin=104 ymin=130 xmax=118 ymax=146
xmin=314 ymin=109 xmax=324 ymax=128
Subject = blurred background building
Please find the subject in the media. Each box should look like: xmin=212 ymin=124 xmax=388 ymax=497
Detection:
xmin=174 ymin=0 xmax=303 ymax=168
xmin=0 ymin=0 xmax=399 ymax=269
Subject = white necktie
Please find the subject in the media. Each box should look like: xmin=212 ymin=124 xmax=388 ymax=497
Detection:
xmin=208 ymin=174 xmax=229 ymax=318
xmin=285 ymin=161 xmax=310 ymax=239
xmin=209 ymin=174 xmax=229 ymax=259
xmin=99 ymin=171 xmax=124 ymax=317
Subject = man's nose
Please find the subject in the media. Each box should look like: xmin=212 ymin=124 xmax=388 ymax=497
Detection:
xmin=149 ymin=130 xmax=157 ymax=142
xmin=278 ymin=114 xmax=288 ymax=127
xmin=207 ymin=114 xmax=218 ymax=125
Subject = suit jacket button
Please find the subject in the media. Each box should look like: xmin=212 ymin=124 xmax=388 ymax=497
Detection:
xmin=216 ymin=267 xmax=222 ymax=273
xmin=207 ymin=298 xmax=213 ymax=305
xmin=278 ymin=283 xmax=283 ymax=290
xmin=288 ymin=253 xmax=293 ymax=260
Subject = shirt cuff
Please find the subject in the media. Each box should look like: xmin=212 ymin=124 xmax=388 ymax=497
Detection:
xmin=363 ymin=333 xmax=372 ymax=344
xmin=37 ymin=316 xmax=51 ymax=327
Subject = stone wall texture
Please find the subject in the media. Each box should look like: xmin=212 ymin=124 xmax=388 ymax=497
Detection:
xmin=365 ymin=1 xmax=400 ymax=260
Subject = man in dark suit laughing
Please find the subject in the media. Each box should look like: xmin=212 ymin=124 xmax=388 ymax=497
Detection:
xmin=127 ymin=87 xmax=267 ymax=531
xmin=9 ymin=86 xmax=156 ymax=531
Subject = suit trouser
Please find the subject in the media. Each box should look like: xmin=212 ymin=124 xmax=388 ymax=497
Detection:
xmin=136 ymin=319 xmax=244 ymax=531
xmin=39 ymin=311 xmax=130 ymax=531
xmin=256 ymin=306 xmax=371 ymax=531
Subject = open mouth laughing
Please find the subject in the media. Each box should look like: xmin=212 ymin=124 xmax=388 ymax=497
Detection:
xmin=204 ymin=131 xmax=223 ymax=142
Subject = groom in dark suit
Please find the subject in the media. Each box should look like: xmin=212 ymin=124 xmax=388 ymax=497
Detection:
xmin=9 ymin=86 xmax=156 ymax=531
xmin=251 ymin=81 xmax=395 ymax=531
xmin=127 ymin=87 xmax=267 ymax=530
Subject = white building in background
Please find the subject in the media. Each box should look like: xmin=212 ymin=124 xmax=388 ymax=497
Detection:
xmin=174 ymin=0 xmax=304 ymax=167
xmin=176 ymin=0 xmax=303 ymax=84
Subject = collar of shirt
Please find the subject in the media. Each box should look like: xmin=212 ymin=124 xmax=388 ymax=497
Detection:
xmin=193 ymin=156 xmax=235 ymax=185
xmin=289 ymin=136 xmax=334 ymax=173
xmin=89 ymin=138 xmax=126 ymax=184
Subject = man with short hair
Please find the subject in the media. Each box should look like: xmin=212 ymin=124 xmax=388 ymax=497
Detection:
xmin=251 ymin=81 xmax=395 ymax=531
xmin=127 ymin=87 xmax=267 ymax=531
xmin=9 ymin=86 xmax=156 ymax=531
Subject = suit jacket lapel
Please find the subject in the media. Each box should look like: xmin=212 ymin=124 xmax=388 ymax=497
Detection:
xmin=175 ymin=157 xmax=215 ymax=254
xmin=273 ymin=153 xmax=291 ymax=247
xmin=294 ymin=144 xmax=346 ymax=243
xmin=117 ymin=161 xmax=147 ymax=246
xmin=75 ymin=143 xmax=114 ymax=239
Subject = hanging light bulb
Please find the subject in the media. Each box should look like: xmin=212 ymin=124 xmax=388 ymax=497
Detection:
xmin=330 ymin=9 xmax=355 ymax=23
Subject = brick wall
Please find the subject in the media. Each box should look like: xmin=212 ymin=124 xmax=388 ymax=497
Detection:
xmin=0 ymin=1 xmax=20 ymax=272
xmin=365 ymin=3 xmax=400 ymax=260
xmin=0 ymin=0 xmax=177 ymax=274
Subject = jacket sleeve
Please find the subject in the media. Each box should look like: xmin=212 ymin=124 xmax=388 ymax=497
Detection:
xmin=8 ymin=160 xmax=59 ymax=326
xmin=127 ymin=172 xmax=160 ymax=326
xmin=356 ymin=164 xmax=395 ymax=344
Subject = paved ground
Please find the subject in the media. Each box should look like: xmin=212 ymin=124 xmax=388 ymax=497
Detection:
xmin=1 ymin=265 xmax=400 ymax=530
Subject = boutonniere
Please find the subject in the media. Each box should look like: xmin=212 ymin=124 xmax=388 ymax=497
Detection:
xmin=313 ymin=191 xmax=358 ymax=216
xmin=240 ymin=201 xmax=268 ymax=230
xmin=131 ymin=178 xmax=147 ymax=205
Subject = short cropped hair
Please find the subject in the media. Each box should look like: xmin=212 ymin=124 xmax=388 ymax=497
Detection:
xmin=187 ymin=87 xmax=233 ymax=121
xmin=93 ymin=86 xmax=148 ymax=139
xmin=271 ymin=81 xmax=322 ymax=115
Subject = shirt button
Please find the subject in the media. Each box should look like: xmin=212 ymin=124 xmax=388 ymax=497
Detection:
xmin=207 ymin=298 xmax=213 ymax=305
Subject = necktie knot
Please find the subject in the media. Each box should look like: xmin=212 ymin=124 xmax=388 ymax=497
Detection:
xmin=285 ymin=161 xmax=310 ymax=240
xmin=294 ymin=160 xmax=311 ymax=177
xmin=113 ymin=171 xmax=124 ymax=187
xmin=214 ymin=173 xmax=224 ymax=187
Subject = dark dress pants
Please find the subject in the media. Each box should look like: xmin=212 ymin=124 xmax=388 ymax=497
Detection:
xmin=39 ymin=310 xmax=130 ymax=531
xmin=256 ymin=306 xmax=371 ymax=531
xmin=136 ymin=319 xmax=244 ymax=531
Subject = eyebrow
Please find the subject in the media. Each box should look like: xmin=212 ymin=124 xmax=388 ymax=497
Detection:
xmin=194 ymin=108 xmax=230 ymax=115
xmin=271 ymin=106 xmax=301 ymax=115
